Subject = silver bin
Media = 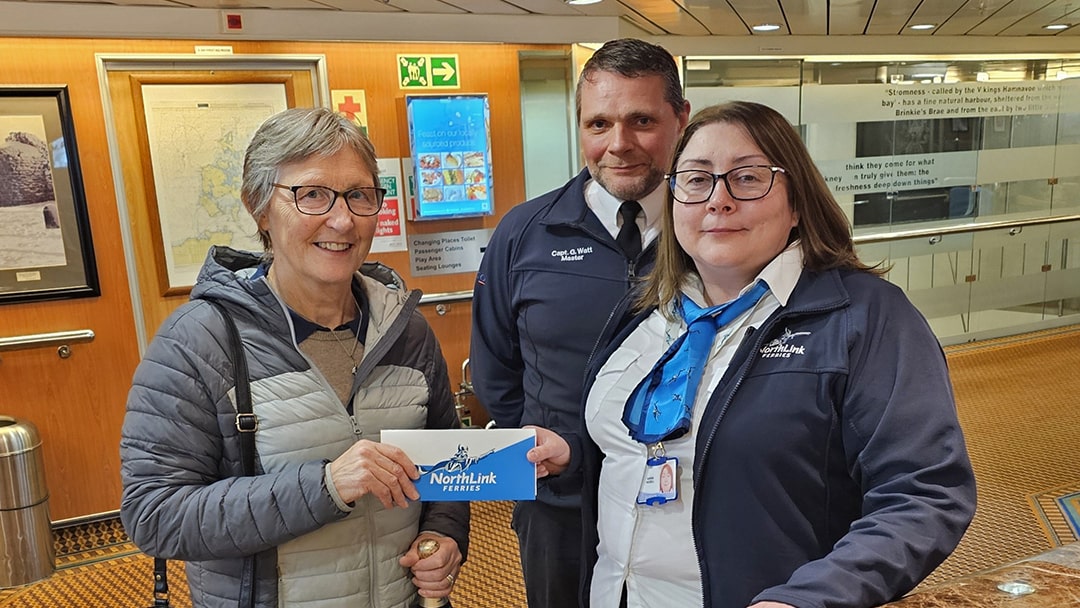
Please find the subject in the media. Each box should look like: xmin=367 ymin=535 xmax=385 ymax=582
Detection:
xmin=0 ymin=416 xmax=54 ymax=588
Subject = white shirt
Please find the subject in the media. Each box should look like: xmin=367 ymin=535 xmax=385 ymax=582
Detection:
xmin=585 ymin=178 xmax=665 ymax=249
xmin=585 ymin=244 xmax=804 ymax=608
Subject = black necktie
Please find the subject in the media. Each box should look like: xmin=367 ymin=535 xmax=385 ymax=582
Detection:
xmin=616 ymin=200 xmax=642 ymax=260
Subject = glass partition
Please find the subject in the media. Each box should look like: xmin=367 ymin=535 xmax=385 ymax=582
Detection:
xmin=684 ymin=56 xmax=1080 ymax=343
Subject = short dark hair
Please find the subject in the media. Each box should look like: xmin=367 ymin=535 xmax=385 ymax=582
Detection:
xmin=575 ymin=38 xmax=685 ymax=120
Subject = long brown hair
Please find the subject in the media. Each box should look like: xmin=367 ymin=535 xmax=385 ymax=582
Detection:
xmin=637 ymin=101 xmax=882 ymax=315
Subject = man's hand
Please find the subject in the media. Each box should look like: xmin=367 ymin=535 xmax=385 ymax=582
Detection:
xmin=524 ymin=425 xmax=571 ymax=477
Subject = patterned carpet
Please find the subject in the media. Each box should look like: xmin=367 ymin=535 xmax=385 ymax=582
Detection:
xmin=0 ymin=501 xmax=525 ymax=607
xmin=1 ymin=324 xmax=1078 ymax=606
xmin=918 ymin=324 xmax=1080 ymax=588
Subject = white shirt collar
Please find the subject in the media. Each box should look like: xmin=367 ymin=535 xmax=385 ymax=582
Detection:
xmin=681 ymin=241 xmax=804 ymax=308
xmin=584 ymin=178 xmax=666 ymax=244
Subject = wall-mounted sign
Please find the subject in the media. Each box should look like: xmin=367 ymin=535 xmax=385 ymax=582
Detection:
xmin=408 ymin=228 xmax=492 ymax=276
xmin=405 ymin=94 xmax=493 ymax=220
xmin=398 ymin=55 xmax=460 ymax=89
xmin=331 ymin=89 xmax=368 ymax=134
xmin=370 ymin=158 xmax=406 ymax=253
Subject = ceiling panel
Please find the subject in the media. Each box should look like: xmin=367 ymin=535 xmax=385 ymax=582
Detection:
xmin=506 ymin=0 xmax=586 ymax=16
xmin=378 ymin=0 xmax=463 ymax=14
xmin=966 ymin=0 xmax=1062 ymax=35
xmin=826 ymin=0 xmax=874 ymax=35
xmin=902 ymin=0 xmax=967 ymax=35
xmin=564 ymin=0 xmax=626 ymax=17
xmin=997 ymin=1 xmax=1080 ymax=35
xmin=282 ymin=0 xmax=399 ymax=10
xmin=931 ymin=0 xmax=1001 ymax=36
xmin=782 ymin=0 xmax=828 ymax=36
xmin=618 ymin=0 xmax=710 ymax=35
xmin=679 ymin=0 xmax=748 ymax=36
xmin=176 ymin=0 xmax=327 ymax=8
xmin=728 ymin=0 xmax=787 ymax=33
xmin=437 ymin=0 xmax=528 ymax=13
xmin=864 ymin=0 xmax=923 ymax=35
xmin=9 ymin=0 xmax=1080 ymax=41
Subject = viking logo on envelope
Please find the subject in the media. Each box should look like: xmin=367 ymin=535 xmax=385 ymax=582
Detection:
xmin=382 ymin=428 xmax=537 ymax=502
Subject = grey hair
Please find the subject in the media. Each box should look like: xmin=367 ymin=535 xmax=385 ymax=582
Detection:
xmin=241 ymin=107 xmax=379 ymax=252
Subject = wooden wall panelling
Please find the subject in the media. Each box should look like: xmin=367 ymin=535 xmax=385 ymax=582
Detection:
xmin=0 ymin=37 xmax=564 ymax=520
xmin=0 ymin=38 xmax=144 ymax=520
xmin=418 ymin=300 xmax=491 ymax=429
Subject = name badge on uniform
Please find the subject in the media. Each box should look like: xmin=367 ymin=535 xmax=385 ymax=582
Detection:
xmin=636 ymin=455 xmax=679 ymax=506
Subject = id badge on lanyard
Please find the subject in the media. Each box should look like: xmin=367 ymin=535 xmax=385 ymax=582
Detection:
xmin=636 ymin=442 xmax=678 ymax=506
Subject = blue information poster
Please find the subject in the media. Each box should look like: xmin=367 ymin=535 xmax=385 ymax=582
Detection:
xmin=406 ymin=94 xmax=494 ymax=220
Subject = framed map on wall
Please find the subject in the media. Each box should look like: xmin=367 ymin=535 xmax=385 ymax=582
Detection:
xmin=136 ymin=82 xmax=287 ymax=294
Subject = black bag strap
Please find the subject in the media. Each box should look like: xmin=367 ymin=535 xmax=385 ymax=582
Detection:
xmin=151 ymin=557 xmax=168 ymax=607
xmin=150 ymin=299 xmax=257 ymax=608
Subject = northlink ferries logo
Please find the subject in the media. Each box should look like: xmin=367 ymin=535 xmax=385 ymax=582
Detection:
xmin=760 ymin=328 xmax=811 ymax=359
xmin=418 ymin=444 xmax=497 ymax=491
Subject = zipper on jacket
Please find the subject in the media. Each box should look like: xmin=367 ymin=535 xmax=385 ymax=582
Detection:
xmin=366 ymin=506 xmax=383 ymax=608
xmin=349 ymin=415 xmax=362 ymax=439
xmin=690 ymin=322 xmax=768 ymax=599
xmin=352 ymin=288 xmax=422 ymax=381
xmin=690 ymin=302 xmax=838 ymax=603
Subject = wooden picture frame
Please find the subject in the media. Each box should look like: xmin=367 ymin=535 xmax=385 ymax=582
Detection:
xmin=0 ymin=86 xmax=99 ymax=304
xmin=130 ymin=74 xmax=291 ymax=295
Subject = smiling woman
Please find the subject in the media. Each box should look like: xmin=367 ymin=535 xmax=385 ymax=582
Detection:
xmin=531 ymin=101 xmax=977 ymax=608
xmin=119 ymin=107 xmax=469 ymax=608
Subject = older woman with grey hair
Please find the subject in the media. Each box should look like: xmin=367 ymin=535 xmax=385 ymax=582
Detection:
xmin=120 ymin=107 xmax=468 ymax=608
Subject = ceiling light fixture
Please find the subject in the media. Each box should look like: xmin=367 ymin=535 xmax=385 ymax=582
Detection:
xmin=565 ymin=0 xmax=603 ymax=5
xmin=752 ymin=23 xmax=781 ymax=32
xmin=1044 ymin=23 xmax=1070 ymax=30
xmin=909 ymin=24 xmax=936 ymax=30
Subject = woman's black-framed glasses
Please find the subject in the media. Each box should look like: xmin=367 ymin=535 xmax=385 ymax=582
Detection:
xmin=272 ymin=183 xmax=386 ymax=216
xmin=667 ymin=165 xmax=786 ymax=204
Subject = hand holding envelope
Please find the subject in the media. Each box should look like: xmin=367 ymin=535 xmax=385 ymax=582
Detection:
xmin=524 ymin=425 xmax=571 ymax=478
xmin=328 ymin=439 xmax=421 ymax=509
xmin=381 ymin=429 xmax=537 ymax=501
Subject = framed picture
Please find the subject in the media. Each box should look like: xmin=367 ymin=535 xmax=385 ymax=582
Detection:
xmin=0 ymin=86 xmax=99 ymax=304
xmin=133 ymin=78 xmax=288 ymax=294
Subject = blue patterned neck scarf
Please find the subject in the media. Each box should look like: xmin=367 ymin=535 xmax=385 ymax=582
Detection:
xmin=622 ymin=280 xmax=770 ymax=444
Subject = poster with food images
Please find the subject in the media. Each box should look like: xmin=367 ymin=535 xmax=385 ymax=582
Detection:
xmin=405 ymin=94 xmax=493 ymax=220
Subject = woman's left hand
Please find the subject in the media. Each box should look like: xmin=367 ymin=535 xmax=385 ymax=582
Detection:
xmin=399 ymin=533 xmax=462 ymax=599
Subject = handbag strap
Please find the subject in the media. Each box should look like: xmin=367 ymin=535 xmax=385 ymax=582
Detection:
xmin=150 ymin=299 xmax=257 ymax=608
xmin=209 ymin=299 xmax=256 ymax=475
xmin=151 ymin=557 xmax=168 ymax=607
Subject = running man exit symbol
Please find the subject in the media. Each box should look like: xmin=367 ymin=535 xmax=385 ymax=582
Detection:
xmin=398 ymin=54 xmax=460 ymax=89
